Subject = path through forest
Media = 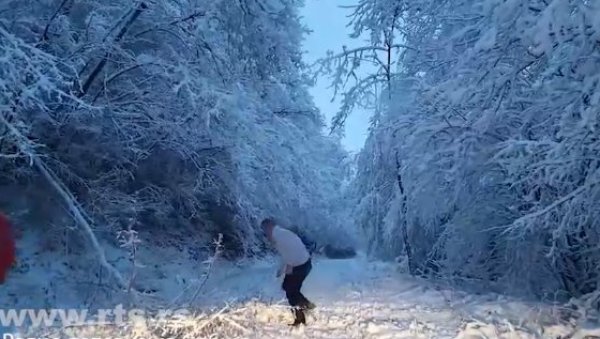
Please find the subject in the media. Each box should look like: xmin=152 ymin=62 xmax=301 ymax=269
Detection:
xmin=195 ymin=255 xmax=594 ymax=338
xmin=17 ymin=255 xmax=599 ymax=339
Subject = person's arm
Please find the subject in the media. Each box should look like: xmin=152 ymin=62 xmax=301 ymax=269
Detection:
xmin=272 ymin=227 xmax=296 ymax=277
xmin=276 ymin=261 xmax=285 ymax=277
xmin=278 ymin=265 xmax=293 ymax=277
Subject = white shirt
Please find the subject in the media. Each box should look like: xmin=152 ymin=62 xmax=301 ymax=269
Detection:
xmin=272 ymin=226 xmax=310 ymax=267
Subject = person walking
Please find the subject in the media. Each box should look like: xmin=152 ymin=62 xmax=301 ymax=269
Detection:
xmin=262 ymin=218 xmax=315 ymax=326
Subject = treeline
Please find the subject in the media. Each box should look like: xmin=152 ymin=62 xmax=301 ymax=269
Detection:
xmin=321 ymin=0 xmax=600 ymax=300
xmin=0 ymin=0 xmax=349 ymax=266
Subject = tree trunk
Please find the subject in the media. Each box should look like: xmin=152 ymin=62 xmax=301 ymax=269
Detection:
xmin=396 ymin=154 xmax=416 ymax=275
xmin=78 ymin=2 xmax=148 ymax=97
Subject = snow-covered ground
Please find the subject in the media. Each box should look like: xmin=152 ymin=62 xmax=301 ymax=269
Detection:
xmin=191 ymin=254 xmax=593 ymax=339
xmin=11 ymin=253 xmax=600 ymax=338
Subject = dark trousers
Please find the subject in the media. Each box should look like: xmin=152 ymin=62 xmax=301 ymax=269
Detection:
xmin=282 ymin=259 xmax=312 ymax=323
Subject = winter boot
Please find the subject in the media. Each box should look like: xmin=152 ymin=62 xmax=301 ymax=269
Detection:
xmin=288 ymin=307 xmax=306 ymax=326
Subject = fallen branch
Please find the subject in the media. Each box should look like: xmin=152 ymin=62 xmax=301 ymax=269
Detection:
xmin=35 ymin=158 xmax=128 ymax=288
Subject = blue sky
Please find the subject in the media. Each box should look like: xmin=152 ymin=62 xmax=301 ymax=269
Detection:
xmin=300 ymin=0 xmax=373 ymax=153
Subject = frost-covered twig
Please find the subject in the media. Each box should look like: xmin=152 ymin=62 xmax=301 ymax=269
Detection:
xmin=190 ymin=233 xmax=224 ymax=303
xmin=117 ymin=218 xmax=142 ymax=294
xmin=169 ymin=233 xmax=224 ymax=307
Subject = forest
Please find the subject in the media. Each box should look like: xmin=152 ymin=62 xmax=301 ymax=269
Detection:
xmin=1 ymin=0 xmax=599 ymax=329
xmin=0 ymin=0 xmax=354 ymax=306
xmin=328 ymin=0 xmax=600 ymax=301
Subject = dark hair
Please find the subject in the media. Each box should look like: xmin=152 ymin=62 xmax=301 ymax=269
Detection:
xmin=261 ymin=218 xmax=274 ymax=227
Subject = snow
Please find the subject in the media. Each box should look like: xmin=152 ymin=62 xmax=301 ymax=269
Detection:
xmin=181 ymin=254 xmax=595 ymax=338
xmin=5 ymin=251 xmax=600 ymax=338
xmin=2 ymin=0 xmax=600 ymax=337
xmin=474 ymin=27 xmax=497 ymax=52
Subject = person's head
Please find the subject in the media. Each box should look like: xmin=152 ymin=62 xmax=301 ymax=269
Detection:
xmin=261 ymin=217 xmax=275 ymax=239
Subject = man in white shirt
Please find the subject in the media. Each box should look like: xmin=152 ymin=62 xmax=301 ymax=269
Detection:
xmin=262 ymin=218 xmax=315 ymax=326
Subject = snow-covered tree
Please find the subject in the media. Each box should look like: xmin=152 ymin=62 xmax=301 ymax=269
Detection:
xmin=0 ymin=0 xmax=349 ymax=284
xmin=326 ymin=0 xmax=600 ymax=299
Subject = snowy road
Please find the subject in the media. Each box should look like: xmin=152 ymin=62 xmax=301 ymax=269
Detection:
xmin=196 ymin=256 xmax=584 ymax=339
xmin=19 ymin=255 xmax=598 ymax=338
